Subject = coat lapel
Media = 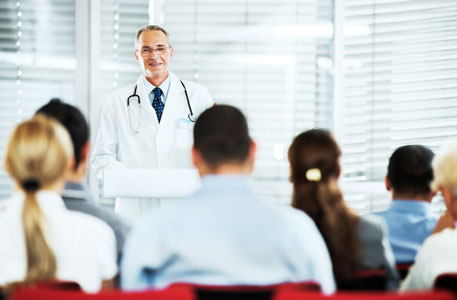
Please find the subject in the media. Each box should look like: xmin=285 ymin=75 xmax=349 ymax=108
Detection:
xmin=159 ymin=72 xmax=185 ymax=126
xmin=136 ymin=76 xmax=159 ymax=123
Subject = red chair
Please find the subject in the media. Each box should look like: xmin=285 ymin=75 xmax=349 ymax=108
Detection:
xmin=274 ymin=290 xmax=456 ymax=300
xmin=10 ymin=286 xmax=194 ymax=300
xmin=170 ymin=281 xmax=320 ymax=300
xmin=434 ymin=273 xmax=457 ymax=294
xmin=396 ymin=262 xmax=413 ymax=280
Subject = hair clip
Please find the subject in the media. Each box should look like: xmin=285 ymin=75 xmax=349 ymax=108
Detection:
xmin=306 ymin=168 xmax=321 ymax=182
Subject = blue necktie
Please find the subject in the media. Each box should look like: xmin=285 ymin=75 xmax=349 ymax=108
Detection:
xmin=152 ymin=87 xmax=164 ymax=122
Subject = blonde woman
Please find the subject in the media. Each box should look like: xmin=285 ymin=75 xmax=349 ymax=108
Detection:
xmin=0 ymin=116 xmax=117 ymax=292
xmin=401 ymin=141 xmax=457 ymax=290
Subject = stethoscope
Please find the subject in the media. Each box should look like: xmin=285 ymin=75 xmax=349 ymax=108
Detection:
xmin=127 ymin=80 xmax=194 ymax=134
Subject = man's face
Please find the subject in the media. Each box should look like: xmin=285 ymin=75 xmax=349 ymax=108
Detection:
xmin=135 ymin=30 xmax=173 ymax=83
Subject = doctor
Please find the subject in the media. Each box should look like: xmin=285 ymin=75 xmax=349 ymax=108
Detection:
xmin=91 ymin=25 xmax=214 ymax=221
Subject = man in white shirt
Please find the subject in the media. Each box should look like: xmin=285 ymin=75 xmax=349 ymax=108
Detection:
xmin=121 ymin=105 xmax=336 ymax=294
xmin=91 ymin=25 xmax=213 ymax=221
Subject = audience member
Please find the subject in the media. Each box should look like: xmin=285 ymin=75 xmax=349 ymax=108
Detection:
xmin=401 ymin=141 xmax=457 ymax=291
xmin=288 ymin=129 xmax=399 ymax=290
xmin=0 ymin=115 xmax=117 ymax=292
xmin=36 ymin=99 xmax=130 ymax=264
xmin=121 ymin=105 xmax=335 ymax=294
xmin=375 ymin=145 xmax=438 ymax=263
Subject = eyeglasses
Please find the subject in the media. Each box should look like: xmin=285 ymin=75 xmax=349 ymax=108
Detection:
xmin=138 ymin=47 xmax=169 ymax=56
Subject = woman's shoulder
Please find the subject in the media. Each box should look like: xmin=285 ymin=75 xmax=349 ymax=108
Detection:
xmin=357 ymin=214 xmax=388 ymax=240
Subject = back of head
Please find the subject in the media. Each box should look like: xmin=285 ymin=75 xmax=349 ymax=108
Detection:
xmin=4 ymin=115 xmax=73 ymax=285
xmin=193 ymin=105 xmax=251 ymax=169
xmin=387 ymin=145 xmax=434 ymax=197
xmin=36 ymin=98 xmax=89 ymax=170
xmin=288 ymin=129 xmax=359 ymax=286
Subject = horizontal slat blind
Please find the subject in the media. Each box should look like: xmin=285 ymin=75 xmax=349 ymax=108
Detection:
xmin=342 ymin=0 xmax=457 ymax=213
xmin=163 ymin=0 xmax=334 ymax=204
xmin=0 ymin=0 xmax=75 ymax=199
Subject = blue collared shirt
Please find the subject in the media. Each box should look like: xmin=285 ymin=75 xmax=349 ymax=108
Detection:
xmin=121 ymin=175 xmax=335 ymax=294
xmin=143 ymin=75 xmax=171 ymax=105
xmin=375 ymin=199 xmax=439 ymax=263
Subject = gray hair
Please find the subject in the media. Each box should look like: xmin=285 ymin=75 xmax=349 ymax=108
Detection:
xmin=431 ymin=141 xmax=457 ymax=198
xmin=135 ymin=25 xmax=171 ymax=49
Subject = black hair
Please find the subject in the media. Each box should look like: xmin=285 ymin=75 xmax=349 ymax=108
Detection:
xmin=36 ymin=98 xmax=89 ymax=170
xmin=193 ymin=105 xmax=251 ymax=169
xmin=387 ymin=145 xmax=435 ymax=196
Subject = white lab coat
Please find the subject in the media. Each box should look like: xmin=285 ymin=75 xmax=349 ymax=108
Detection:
xmin=91 ymin=72 xmax=213 ymax=221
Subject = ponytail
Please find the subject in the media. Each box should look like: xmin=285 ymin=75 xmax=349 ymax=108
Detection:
xmin=21 ymin=178 xmax=56 ymax=284
xmin=4 ymin=115 xmax=73 ymax=286
xmin=291 ymin=177 xmax=359 ymax=285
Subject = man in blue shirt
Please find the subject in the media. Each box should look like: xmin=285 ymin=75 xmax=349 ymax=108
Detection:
xmin=376 ymin=145 xmax=439 ymax=263
xmin=121 ymin=105 xmax=335 ymax=293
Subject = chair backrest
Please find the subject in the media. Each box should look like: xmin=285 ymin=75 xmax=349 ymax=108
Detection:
xmin=274 ymin=290 xmax=456 ymax=300
xmin=395 ymin=262 xmax=414 ymax=280
xmin=9 ymin=286 xmax=195 ymax=300
xmin=434 ymin=273 xmax=457 ymax=294
xmin=170 ymin=281 xmax=320 ymax=300
xmin=339 ymin=269 xmax=387 ymax=291
xmin=33 ymin=280 xmax=82 ymax=291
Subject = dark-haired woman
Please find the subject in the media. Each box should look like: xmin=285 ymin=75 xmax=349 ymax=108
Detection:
xmin=288 ymin=129 xmax=399 ymax=290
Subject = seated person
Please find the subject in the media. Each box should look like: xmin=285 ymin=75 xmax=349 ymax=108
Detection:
xmin=0 ymin=116 xmax=117 ymax=292
xmin=121 ymin=105 xmax=335 ymax=294
xmin=375 ymin=145 xmax=438 ymax=263
xmin=36 ymin=99 xmax=130 ymax=264
xmin=288 ymin=129 xmax=399 ymax=290
xmin=401 ymin=141 xmax=457 ymax=291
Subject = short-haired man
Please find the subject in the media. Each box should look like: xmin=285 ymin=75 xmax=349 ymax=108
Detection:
xmin=37 ymin=99 xmax=129 ymax=264
xmin=121 ymin=105 xmax=335 ymax=293
xmin=376 ymin=145 xmax=438 ymax=263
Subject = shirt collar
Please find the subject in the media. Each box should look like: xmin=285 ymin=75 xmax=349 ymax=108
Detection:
xmin=16 ymin=190 xmax=66 ymax=210
xmin=390 ymin=199 xmax=433 ymax=213
xmin=143 ymin=75 xmax=171 ymax=104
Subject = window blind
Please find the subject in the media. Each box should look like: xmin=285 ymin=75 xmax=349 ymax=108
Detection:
xmin=95 ymin=0 xmax=149 ymax=206
xmin=341 ymin=0 xmax=457 ymax=213
xmin=162 ymin=0 xmax=334 ymax=205
xmin=0 ymin=0 xmax=75 ymax=199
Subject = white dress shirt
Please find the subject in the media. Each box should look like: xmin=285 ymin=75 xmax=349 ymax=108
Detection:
xmin=0 ymin=190 xmax=117 ymax=292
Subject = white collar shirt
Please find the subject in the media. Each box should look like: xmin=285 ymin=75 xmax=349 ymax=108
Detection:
xmin=143 ymin=74 xmax=171 ymax=105
xmin=0 ymin=190 xmax=117 ymax=292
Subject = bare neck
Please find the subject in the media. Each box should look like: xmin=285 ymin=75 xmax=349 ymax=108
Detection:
xmin=392 ymin=191 xmax=433 ymax=203
xmin=198 ymin=164 xmax=251 ymax=178
xmin=146 ymin=73 xmax=169 ymax=87
xmin=66 ymin=161 xmax=87 ymax=184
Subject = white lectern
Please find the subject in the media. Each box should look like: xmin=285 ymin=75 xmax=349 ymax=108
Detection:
xmin=103 ymin=169 xmax=201 ymax=199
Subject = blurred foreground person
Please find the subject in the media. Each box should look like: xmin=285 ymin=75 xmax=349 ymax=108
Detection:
xmin=37 ymin=98 xmax=130 ymax=265
xmin=0 ymin=116 xmax=117 ymax=292
xmin=376 ymin=145 xmax=438 ymax=263
xmin=121 ymin=105 xmax=335 ymax=294
xmin=289 ymin=129 xmax=399 ymax=290
xmin=401 ymin=141 xmax=457 ymax=291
